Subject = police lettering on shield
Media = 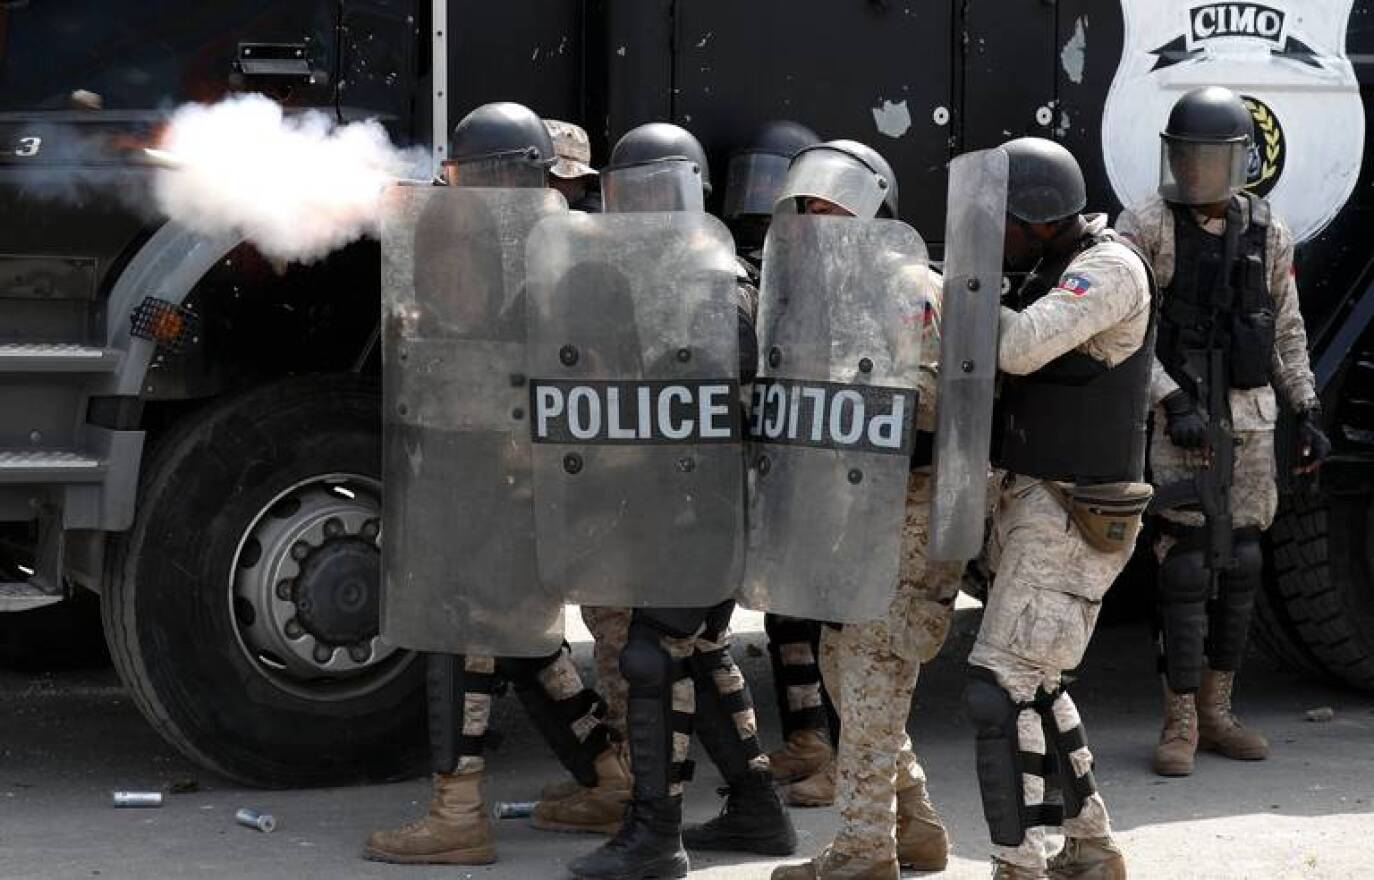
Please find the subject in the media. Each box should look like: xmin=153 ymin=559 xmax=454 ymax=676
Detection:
xmin=748 ymin=378 xmax=915 ymax=455
xmin=531 ymin=379 xmax=742 ymax=444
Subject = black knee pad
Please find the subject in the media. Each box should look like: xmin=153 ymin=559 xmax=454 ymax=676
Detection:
xmin=1041 ymin=688 xmax=1097 ymax=821
xmin=621 ymin=625 xmax=674 ymax=693
xmin=427 ymin=653 xmax=495 ymax=773
xmin=965 ymin=669 xmax=1057 ymax=846
xmin=689 ymin=646 xmax=762 ymax=781
xmin=1207 ymin=530 xmax=1263 ymax=670
xmin=497 ymin=648 xmax=608 ymax=787
xmin=1158 ymin=540 xmax=1210 ymax=693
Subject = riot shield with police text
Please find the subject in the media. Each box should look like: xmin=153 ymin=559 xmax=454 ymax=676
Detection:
xmin=526 ymin=212 xmax=744 ymax=607
xmin=929 ymin=149 xmax=1008 ymax=562
xmin=739 ymin=214 xmax=928 ymax=622
xmin=380 ymin=184 xmax=568 ymax=657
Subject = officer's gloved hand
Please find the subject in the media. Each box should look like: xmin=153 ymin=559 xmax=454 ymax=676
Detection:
xmin=1162 ymin=390 xmax=1208 ymax=449
xmin=1296 ymin=404 xmax=1332 ymax=473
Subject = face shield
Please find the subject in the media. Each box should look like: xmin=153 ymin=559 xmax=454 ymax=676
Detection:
xmin=722 ymin=151 xmax=791 ymax=219
xmin=773 ymin=148 xmax=888 ymax=219
xmin=442 ymin=148 xmax=551 ymax=189
xmin=600 ymin=158 xmax=705 ymax=213
xmin=1158 ymin=136 xmax=1248 ymax=206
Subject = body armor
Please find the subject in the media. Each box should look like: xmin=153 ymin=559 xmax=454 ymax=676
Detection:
xmin=996 ymin=229 xmax=1157 ymax=484
xmin=1158 ymin=193 xmax=1275 ymax=392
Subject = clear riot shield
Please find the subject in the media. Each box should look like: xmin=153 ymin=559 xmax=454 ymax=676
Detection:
xmin=929 ymin=149 xmax=1008 ymax=562
xmin=380 ymin=184 xmax=568 ymax=657
xmin=526 ymin=212 xmax=744 ymax=607
xmin=739 ymin=214 xmax=928 ymax=623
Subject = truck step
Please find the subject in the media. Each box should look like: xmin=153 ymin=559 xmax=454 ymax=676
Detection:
xmin=0 ymin=449 xmax=106 ymax=484
xmin=0 ymin=580 xmax=63 ymax=612
xmin=0 ymin=343 xmax=121 ymax=373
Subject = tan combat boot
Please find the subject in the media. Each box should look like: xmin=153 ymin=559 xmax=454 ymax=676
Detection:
xmin=768 ymin=728 xmax=834 ymax=783
xmin=1197 ymin=669 xmax=1269 ymax=760
xmin=532 ymin=742 xmax=632 ymax=834
xmin=771 ymin=847 xmax=899 ymax=880
xmin=541 ymin=777 xmax=584 ymax=802
xmin=784 ymin=757 xmax=836 ymax=807
xmin=364 ymin=769 xmax=495 ymax=865
xmin=895 ymin=780 xmax=950 ymax=870
xmin=991 ymin=858 xmax=1050 ymax=879
xmin=1047 ymin=836 xmax=1127 ymax=879
xmin=1152 ymin=685 xmax=1198 ymax=777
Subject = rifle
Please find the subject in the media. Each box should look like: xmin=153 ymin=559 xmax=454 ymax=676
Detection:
xmin=1147 ymin=348 xmax=1237 ymax=575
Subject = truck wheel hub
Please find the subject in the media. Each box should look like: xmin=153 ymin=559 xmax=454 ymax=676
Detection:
xmin=230 ymin=475 xmax=405 ymax=700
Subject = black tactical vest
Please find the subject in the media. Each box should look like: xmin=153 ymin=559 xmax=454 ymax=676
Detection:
xmin=1157 ymin=193 xmax=1275 ymax=391
xmin=994 ymin=228 xmax=1158 ymax=485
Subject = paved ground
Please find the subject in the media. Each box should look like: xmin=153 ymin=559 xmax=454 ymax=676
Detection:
xmin=2 ymin=608 xmax=1372 ymax=879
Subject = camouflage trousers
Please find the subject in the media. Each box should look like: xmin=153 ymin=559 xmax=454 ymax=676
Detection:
xmin=581 ymin=606 xmax=632 ymax=739
xmin=968 ymin=474 xmax=1133 ymax=871
xmin=818 ymin=471 xmax=962 ymax=862
xmin=655 ymin=605 xmax=769 ymax=797
xmin=449 ymin=645 xmax=607 ymax=777
xmin=1151 ymin=424 xmax=1278 ymax=558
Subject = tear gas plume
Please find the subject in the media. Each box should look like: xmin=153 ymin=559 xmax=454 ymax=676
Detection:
xmin=151 ymin=94 xmax=429 ymax=263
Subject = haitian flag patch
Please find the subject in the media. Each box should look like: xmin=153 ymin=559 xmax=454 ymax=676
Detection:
xmin=1055 ymin=274 xmax=1093 ymax=297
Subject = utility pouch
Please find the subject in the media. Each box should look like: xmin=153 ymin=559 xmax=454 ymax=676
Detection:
xmin=1044 ymin=481 xmax=1154 ymax=553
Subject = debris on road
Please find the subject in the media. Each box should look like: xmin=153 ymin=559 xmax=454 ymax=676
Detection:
xmin=493 ymin=801 xmax=536 ymax=819
xmin=112 ymin=791 xmax=163 ymax=808
xmin=235 ymin=808 xmax=277 ymax=833
xmin=1305 ymin=706 xmax=1336 ymax=723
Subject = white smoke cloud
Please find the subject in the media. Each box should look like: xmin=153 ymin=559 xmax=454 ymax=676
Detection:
xmin=152 ymin=94 xmax=428 ymax=263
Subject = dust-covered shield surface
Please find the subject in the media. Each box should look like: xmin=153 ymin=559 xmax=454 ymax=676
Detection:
xmin=739 ymin=214 xmax=928 ymax=622
xmin=929 ymin=148 xmax=1008 ymax=562
xmin=526 ymin=212 xmax=744 ymax=607
xmin=380 ymin=184 xmax=567 ymax=657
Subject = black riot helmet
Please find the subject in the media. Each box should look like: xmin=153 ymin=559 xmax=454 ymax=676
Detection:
xmin=444 ymin=102 xmax=556 ymax=189
xmin=1003 ymin=137 xmax=1087 ymax=224
xmin=1159 ymin=86 xmax=1254 ymax=206
xmin=775 ymin=139 xmax=899 ymax=219
xmin=601 ymin=122 xmax=709 ymax=213
xmin=723 ymin=120 xmax=821 ymax=220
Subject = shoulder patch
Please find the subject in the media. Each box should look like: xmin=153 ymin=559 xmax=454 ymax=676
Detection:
xmin=1054 ymin=274 xmax=1093 ymax=297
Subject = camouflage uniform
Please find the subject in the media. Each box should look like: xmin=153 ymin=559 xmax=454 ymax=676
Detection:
xmin=808 ymin=266 xmax=961 ymax=864
xmin=581 ymin=606 xmax=632 ymax=739
xmin=448 ymin=647 xmax=611 ymax=778
xmin=1116 ymin=195 xmax=1318 ymax=545
xmin=968 ymin=220 xmax=1151 ymax=872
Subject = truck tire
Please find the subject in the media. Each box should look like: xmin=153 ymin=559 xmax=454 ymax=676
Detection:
xmin=1260 ymin=491 xmax=1374 ymax=691
xmin=102 ymin=374 xmax=425 ymax=787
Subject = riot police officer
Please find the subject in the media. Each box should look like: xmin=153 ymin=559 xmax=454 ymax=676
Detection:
xmin=768 ymin=139 xmax=955 ymax=880
xmin=367 ymin=102 xmax=629 ymax=866
xmin=966 ymin=137 xmax=1154 ymax=880
xmin=1117 ymin=86 xmax=1330 ymax=778
xmin=568 ymin=122 xmax=797 ymax=880
xmin=723 ymin=120 xmax=842 ymax=805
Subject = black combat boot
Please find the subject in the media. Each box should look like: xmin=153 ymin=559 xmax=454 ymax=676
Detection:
xmin=567 ymin=796 xmax=688 ymax=880
xmin=681 ymin=768 xmax=798 ymax=856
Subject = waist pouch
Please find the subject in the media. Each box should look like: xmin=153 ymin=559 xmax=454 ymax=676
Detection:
xmin=1044 ymin=481 xmax=1154 ymax=553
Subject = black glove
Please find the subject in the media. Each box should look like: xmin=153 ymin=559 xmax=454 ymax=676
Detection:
xmin=1297 ymin=404 xmax=1332 ymax=471
xmin=1162 ymin=390 xmax=1208 ymax=449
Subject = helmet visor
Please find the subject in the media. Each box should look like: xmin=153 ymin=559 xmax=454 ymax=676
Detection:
xmin=722 ymin=152 xmax=791 ymax=219
xmin=1159 ymin=136 xmax=1248 ymax=205
xmin=600 ymin=159 xmax=705 ymax=213
xmin=773 ymin=148 xmax=886 ymax=219
xmin=443 ymin=149 xmax=550 ymax=189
